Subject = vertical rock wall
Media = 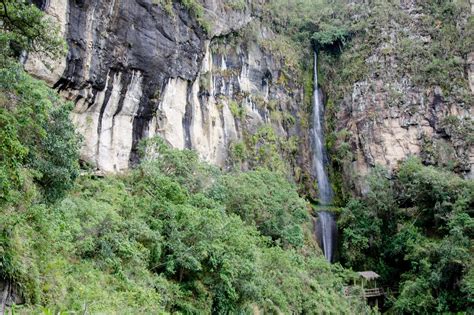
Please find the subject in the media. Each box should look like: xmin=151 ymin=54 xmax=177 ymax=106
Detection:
xmin=26 ymin=0 xmax=307 ymax=174
xmin=26 ymin=0 xmax=471 ymax=196
xmin=333 ymin=0 xmax=473 ymax=184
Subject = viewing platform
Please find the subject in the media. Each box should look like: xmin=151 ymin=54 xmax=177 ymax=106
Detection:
xmin=344 ymin=287 xmax=385 ymax=298
xmin=344 ymin=271 xmax=385 ymax=300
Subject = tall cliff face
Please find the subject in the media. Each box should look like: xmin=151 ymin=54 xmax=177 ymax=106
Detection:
xmin=26 ymin=0 xmax=473 ymax=200
xmin=323 ymin=0 xmax=473 ymax=197
xmin=26 ymin=0 xmax=308 ymax=176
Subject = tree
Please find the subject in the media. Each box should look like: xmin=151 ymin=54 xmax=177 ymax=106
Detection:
xmin=222 ymin=169 xmax=308 ymax=247
xmin=0 ymin=0 xmax=65 ymax=61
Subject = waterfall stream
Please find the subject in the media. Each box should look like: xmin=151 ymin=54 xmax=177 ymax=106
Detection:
xmin=315 ymin=211 xmax=337 ymax=262
xmin=311 ymin=50 xmax=337 ymax=262
xmin=311 ymin=51 xmax=333 ymax=205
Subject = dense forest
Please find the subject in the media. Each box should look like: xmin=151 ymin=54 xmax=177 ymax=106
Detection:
xmin=0 ymin=0 xmax=473 ymax=314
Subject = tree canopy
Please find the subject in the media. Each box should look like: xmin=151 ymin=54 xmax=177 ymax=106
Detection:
xmin=339 ymin=158 xmax=474 ymax=313
xmin=0 ymin=0 xmax=65 ymax=61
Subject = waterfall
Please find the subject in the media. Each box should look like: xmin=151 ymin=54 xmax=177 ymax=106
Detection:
xmin=311 ymin=50 xmax=337 ymax=262
xmin=315 ymin=211 xmax=337 ymax=262
xmin=311 ymin=51 xmax=333 ymax=205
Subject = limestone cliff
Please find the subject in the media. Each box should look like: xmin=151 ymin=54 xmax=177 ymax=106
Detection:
xmin=26 ymin=0 xmax=473 ymax=201
xmin=26 ymin=0 xmax=307 ymax=176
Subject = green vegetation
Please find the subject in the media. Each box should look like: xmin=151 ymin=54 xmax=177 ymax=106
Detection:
xmin=257 ymin=0 xmax=359 ymax=79
xmin=262 ymin=1 xmax=474 ymax=313
xmin=228 ymin=125 xmax=299 ymax=174
xmin=179 ymin=0 xmax=211 ymax=34
xmin=0 ymin=0 xmax=78 ymax=205
xmin=2 ymin=137 xmax=368 ymax=313
xmin=316 ymin=0 xmax=472 ymax=102
xmin=339 ymin=158 xmax=473 ymax=313
xmin=228 ymin=99 xmax=245 ymax=119
xmin=2 ymin=1 xmax=472 ymax=314
xmin=0 ymin=0 xmax=65 ymax=60
xmin=221 ymin=169 xmax=307 ymax=247
xmin=152 ymin=0 xmax=211 ymax=34
xmin=0 ymin=5 xmax=364 ymax=311
xmin=263 ymin=0 xmax=353 ymax=48
xmin=226 ymin=0 xmax=246 ymax=11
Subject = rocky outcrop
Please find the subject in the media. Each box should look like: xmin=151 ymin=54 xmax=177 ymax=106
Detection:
xmin=54 ymin=0 xmax=207 ymax=172
xmin=26 ymin=0 xmax=471 ymax=198
xmin=0 ymin=280 xmax=24 ymax=311
xmin=334 ymin=0 xmax=473 ymax=182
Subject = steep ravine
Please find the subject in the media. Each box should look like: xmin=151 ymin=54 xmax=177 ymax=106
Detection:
xmin=26 ymin=0 xmax=473 ymax=198
xmin=5 ymin=0 xmax=471 ymax=312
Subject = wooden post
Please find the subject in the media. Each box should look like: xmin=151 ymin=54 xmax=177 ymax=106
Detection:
xmin=1 ymin=280 xmax=10 ymax=315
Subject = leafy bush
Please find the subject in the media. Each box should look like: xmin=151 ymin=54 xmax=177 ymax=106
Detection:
xmin=0 ymin=62 xmax=80 ymax=204
xmin=0 ymin=0 xmax=66 ymax=60
xmin=179 ymin=0 xmax=211 ymax=34
xmin=263 ymin=0 xmax=353 ymax=47
xmin=258 ymin=0 xmax=357 ymax=77
xmin=222 ymin=169 xmax=308 ymax=247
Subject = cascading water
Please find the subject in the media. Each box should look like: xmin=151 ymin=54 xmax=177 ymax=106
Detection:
xmin=311 ymin=51 xmax=333 ymax=205
xmin=311 ymin=50 xmax=337 ymax=262
xmin=315 ymin=211 xmax=337 ymax=262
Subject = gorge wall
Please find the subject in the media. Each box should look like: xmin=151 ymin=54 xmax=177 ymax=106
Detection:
xmin=327 ymin=0 xmax=473 ymax=192
xmin=26 ymin=0 xmax=308 ymax=179
xmin=26 ymin=0 xmax=473 ymax=200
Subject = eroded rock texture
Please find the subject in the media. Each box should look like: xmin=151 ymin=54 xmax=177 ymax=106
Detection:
xmin=58 ymin=0 xmax=206 ymax=172
xmin=26 ymin=0 xmax=305 ymax=174
xmin=335 ymin=0 xmax=473 ymax=183
xmin=26 ymin=0 xmax=472 ymax=193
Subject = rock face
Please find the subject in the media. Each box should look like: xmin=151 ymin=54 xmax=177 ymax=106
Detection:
xmin=0 ymin=279 xmax=24 ymax=309
xmin=340 ymin=80 xmax=472 ymax=176
xmin=26 ymin=0 xmax=306 ymax=174
xmin=53 ymin=0 xmax=207 ymax=172
xmin=27 ymin=0 xmax=472 ymax=195
xmin=333 ymin=0 xmax=473 ymax=184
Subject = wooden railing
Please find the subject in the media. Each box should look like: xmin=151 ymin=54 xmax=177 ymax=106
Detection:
xmin=343 ymin=286 xmax=385 ymax=298
xmin=363 ymin=287 xmax=384 ymax=298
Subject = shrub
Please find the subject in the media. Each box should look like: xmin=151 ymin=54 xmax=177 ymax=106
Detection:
xmin=0 ymin=62 xmax=80 ymax=204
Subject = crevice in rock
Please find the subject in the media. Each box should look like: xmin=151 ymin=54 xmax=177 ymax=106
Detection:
xmin=184 ymin=82 xmax=194 ymax=149
xmin=97 ymin=71 xmax=116 ymax=137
